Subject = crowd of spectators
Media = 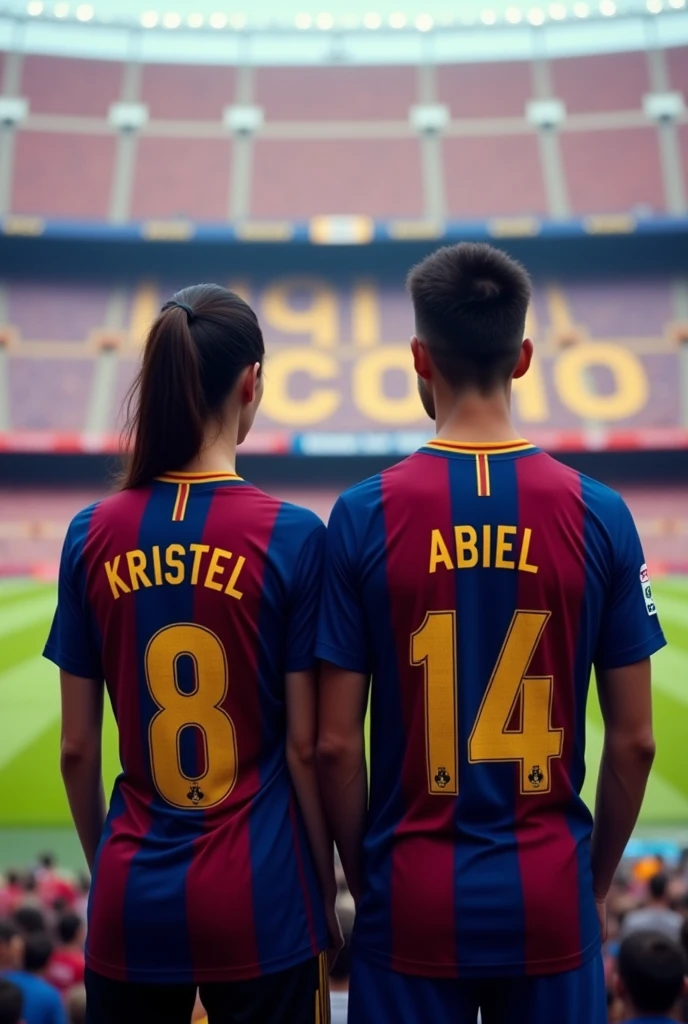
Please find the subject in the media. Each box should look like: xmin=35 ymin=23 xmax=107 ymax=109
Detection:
xmin=0 ymin=855 xmax=86 ymax=1024
xmin=0 ymin=850 xmax=687 ymax=1022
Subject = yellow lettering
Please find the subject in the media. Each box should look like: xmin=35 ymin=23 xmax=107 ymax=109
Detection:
xmin=224 ymin=555 xmax=245 ymax=599
xmin=104 ymin=556 xmax=131 ymax=600
xmin=190 ymin=544 xmax=210 ymax=585
xmin=165 ymin=544 xmax=185 ymax=585
xmin=554 ymin=343 xmax=648 ymax=421
xmin=151 ymin=545 xmax=163 ymax=586
xmin=353 ymin=347 xmax=425 ymax=425
xmin=495 ymin=526 xmax=517 ymax=569
xmin=455 ymin=526 xmax=478 ymax=568
xmin=261 ymin=277 xmax=337 ymax=348
xmin=519 ymin=528 xmax=539 ymax=574
xmin=126 ymin=549 xmax=152 ymax=590
xmin=482 ymin=524 xmax=491 ymax=568
xmin=205 ymin=548 xmax=232 ymax=592
xmin=429 ymin=529 xmax=454 ymax=573
xmin=352 ymin=281 xmax=380 ymax=349
xmin=260 ymin=348 xmax=340 ymax=426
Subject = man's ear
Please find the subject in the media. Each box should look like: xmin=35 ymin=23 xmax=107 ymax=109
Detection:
xmin=411 ymin=337 xmax=432 ymax=380
xmin=512 ymin=338 xmax=533 ymax=380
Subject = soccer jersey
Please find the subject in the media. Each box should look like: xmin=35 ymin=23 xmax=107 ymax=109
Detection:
xmin=44 ymin=472 xmax=327 ymax=984
xmin=316 ymin=440 xmax=666 ymax=979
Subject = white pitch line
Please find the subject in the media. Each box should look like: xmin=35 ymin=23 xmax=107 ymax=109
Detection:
xmin=583 ymin=717 xmax=688 ymax=821
xmin=0 ymin=656 xmax=61 ymax=771
xmin=0 ymin=594 xmax=57 ymax=640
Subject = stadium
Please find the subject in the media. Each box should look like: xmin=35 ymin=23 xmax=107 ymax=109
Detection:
xmin=0 ymin=0 xmax=687 ymax=1020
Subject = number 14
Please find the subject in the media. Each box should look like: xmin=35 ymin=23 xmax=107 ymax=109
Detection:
xmin=410 ymin=610 xmax=563 ymax=796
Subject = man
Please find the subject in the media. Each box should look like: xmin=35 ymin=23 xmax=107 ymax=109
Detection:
xmin=0 ymin=979 xmax=24 ymax=1024
xmin=622 ymin=875 xmax=683 ymax=944
xmin=316 ymin=242 xmax=665 ymax=1024
xmin=615 ymin=931 xmax=688 ymax=1022
xmin=4 ymin=934 xmax=65 ymax=1024
xmin=0 ymin=923 xmax=24 ymax=975
xmin=45 ymin=915 xmax=84 ymax=996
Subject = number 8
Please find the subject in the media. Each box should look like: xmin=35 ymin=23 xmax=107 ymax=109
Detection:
xmin=146 ymin=623 xmax=237 ymax=809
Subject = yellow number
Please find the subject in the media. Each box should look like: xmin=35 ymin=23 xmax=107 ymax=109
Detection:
xmin=145 ymin=623 xmax=237 ymax=810
xmin=469 ymin=610 xmax=563 ymax=794
xmin=411 ymin=609 xmax=563 ymax=796
xmin=411 ymin=611 xmax=458 ymax=795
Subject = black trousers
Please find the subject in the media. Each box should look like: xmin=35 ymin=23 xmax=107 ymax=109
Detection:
xmin=85 ymin=955 xmax=330 ymax=1024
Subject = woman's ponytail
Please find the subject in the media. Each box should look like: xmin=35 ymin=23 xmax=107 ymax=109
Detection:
xmin=120 ymin=284 xmax=264 ymax=489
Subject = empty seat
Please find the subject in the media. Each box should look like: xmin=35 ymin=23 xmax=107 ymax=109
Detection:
xmin=251 ymin=138 xmax=423 ymax=218
xmin=550 ymin=52 xmax=648 ymax=113
xmin=140 ymin=63 xmax=237 ymax=121
xmin=443 ymin=134 xmax=547 ymax=218
xmin=437 ymin=61 xmax=532 ymax=120
xmin=677 ymin=125 xmax=688 ymax=201
xmin=562 ymin=281 xmax=674 ymax=338
xmin=11 ymin=132 xmax=115 ymax=218
xmin=20 ymin=55 xmax=123 ymax=117
xmin=255 ymin=65 xmax=417 ymax=121
xmin=8 ymin=357 xmax=94 ymax=430
xmin=667 ymin=46 xmax=688 ymax=104
xmin=560 ymin=127 xmax=664 ymax=214
xmin=130 ymin=137 xmax=232 ymax=221
xmin=7 ymin=282 xmax=112 ymax=342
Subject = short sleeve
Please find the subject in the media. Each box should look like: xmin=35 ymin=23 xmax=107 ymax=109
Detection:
xmin=43 ymin=511 xmax=102 ymax=679
xmin=594 ymin=495 xmax=667 ymax=671
xmin=284 ymin=522 xmax=327 ymax=673
xmin=315 ymin=495 xmax=371 ymax=674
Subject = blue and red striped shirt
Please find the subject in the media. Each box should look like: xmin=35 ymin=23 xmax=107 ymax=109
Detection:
xmin=316 ymin=440 xmax=666 ymax=979
xmin=45 ymin=471 xmax=327 ymax=983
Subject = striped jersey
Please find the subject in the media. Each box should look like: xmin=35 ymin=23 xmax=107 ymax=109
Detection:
xmin=45 ymin=471 xmax=327 ymax=983
xmin=316 ymin=439 xmax=666 ymax=979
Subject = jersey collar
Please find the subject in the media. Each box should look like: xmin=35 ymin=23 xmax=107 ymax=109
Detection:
xmin=156 ymin=471 xmax=242 ymax=484
xmin=424 ymin=438 xmax=535 ymax=456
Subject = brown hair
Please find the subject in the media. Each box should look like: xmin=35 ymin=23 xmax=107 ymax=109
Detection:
xmin=121 ymin=284 xmax=264 ymax=489
xmin=407 ymin=242 xmax=532 ymax=393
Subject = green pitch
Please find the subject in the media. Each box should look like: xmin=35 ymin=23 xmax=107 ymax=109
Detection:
xmin=1 ymin=577 xmax=687 ymax=826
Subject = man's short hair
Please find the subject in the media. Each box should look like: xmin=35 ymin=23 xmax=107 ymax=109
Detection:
xmin=0 ymin=979 xmax=23 ymax=1024
xmin=618 ymin=930 xmax=687 ymax=1014
xmin=649 ymin=872 xmax=668 ymax=901
xmin=0 ymin=921 xmax=18 ymax=946
xmin=12 ymin=907 xmax=46 ymax=936
xmin=57 ymin=913 xmax=82 ymax=946
xmin=23 ymin=932 xmax=53 ymax=973
xmin=407 ymin=242 xmax=532 ymax=393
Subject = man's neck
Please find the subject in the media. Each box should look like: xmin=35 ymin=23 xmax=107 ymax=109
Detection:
xmin=434 ymin=389 xmax=520 ymax=444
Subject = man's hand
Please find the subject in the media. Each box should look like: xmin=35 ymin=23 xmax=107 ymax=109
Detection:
xmin=595 ymin=894 xmax=607 ymax=942
xmin=325 ymin=903 xmax=344 ymax=971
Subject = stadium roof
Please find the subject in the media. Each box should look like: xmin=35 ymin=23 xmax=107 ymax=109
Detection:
xmin=0 ymin=0 xmax=686 ymax=62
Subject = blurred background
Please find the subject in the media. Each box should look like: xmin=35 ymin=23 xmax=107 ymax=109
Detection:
xmin=0 ymin=0 xmax=687 ymax=898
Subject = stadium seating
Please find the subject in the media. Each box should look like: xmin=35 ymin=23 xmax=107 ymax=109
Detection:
xmin=0 ymin=484 xmax=686 ymax=576
xmin=0 ymin=277 xmax=683 ymax=437
xmin=1 ymin=46 xmax=685 ymax=221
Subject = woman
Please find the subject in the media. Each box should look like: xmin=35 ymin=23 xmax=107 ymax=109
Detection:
xmin=44 ymin=285 xmax=339 ymax=1024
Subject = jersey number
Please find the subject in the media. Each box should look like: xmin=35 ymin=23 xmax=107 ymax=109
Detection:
xmin=145 ymin=623 xmax=238 ymax=809
xmin=410 ymin=610 xmax=563 ymax=796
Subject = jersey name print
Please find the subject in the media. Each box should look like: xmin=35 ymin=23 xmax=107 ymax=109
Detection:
xmin=45 ymin=475 xmax=327 ymax=984
xmin=316 ymin=439 xmax=666 ymax=979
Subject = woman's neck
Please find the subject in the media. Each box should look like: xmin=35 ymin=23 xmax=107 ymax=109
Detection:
xmin=181 ymin=421 xmax=239 ymax=475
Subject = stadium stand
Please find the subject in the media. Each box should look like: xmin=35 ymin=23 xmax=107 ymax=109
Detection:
xmin=0 ymin=46 xmax=686 ymax=222
xmin=0 ymin=484 xmax=687 ymax=577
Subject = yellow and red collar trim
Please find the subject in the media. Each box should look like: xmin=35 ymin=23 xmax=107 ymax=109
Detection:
xmin=157 ymin=471 xmax=242 ymax=484
xmin=424 ymin=438 xmax=535 ymax=456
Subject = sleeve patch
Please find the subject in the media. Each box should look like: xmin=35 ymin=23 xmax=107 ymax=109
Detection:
xmin=640 ymin=564 xmax=657 ymax=616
